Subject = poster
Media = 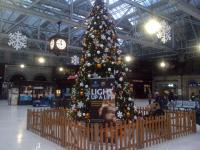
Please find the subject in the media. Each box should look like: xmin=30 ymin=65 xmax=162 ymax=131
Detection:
xmin=87 ymin=78 xmax=115 ymax=123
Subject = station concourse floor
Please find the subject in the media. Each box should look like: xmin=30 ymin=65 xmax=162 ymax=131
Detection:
xmin=0 ymin=100 xmax=200 ymax=150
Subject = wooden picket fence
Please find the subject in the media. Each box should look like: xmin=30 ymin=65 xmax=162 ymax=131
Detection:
xmin=27 ymin=109 xmax=196 ymax=150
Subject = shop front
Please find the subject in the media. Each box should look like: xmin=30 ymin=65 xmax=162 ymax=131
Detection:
xmin=154 ymin=81 xmax=178 ymax=96
xmin=9 ymin=81 xmax=54 ymax=105
xmin=188 ymin=80 xmax=200 ymax=99
xmin=132 ymin=80 xmax=152 ymax=99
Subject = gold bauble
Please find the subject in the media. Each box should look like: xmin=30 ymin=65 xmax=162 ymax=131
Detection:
xmin=80 ymin=58 xmax=85 ymax=63
xmin=118 ymin=60 xmax=122 ymax=64
xmin=85 ymin=113 xmax=90 ymax=119
xmin=96 ymin=63 xmax=102 ymax=69
xmin=80 ymin=91 xmax=84 ymax=96
xmin=126 ymin=112 xmax=130 ymax=118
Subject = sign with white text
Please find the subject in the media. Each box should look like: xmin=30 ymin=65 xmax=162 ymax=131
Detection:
xmin=88 ymin=78 xmax=115 ymax=123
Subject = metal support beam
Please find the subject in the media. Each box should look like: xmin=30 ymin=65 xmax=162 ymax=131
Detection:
xmin=121 ymin=0 xmax=171 ymax=21
xmin=169 ymin=0 xmax=200 ymax=21
xmin=5 ymin=0 xmax=42 ymax=33
xmin=0 ymin=1 xmax=171 ymax=50
xmin=0 ymin=1 xmax=86 ymax=28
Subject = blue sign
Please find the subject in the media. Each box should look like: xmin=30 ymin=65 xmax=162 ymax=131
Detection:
xmin=168 ymin=100 xmax=197 ymax=109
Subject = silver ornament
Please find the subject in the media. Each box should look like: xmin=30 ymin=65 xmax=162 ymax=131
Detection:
xmin=88 ymin=74 xmax=91 ymax=78
xmin=87 ymin=63 xmax=91 ymax=67
xmin=105 ymin=48 xmax=109 ymax=52
xmin=87 ymin=53 xmax=91 ymax=57
xmin=119 ymin=77 xmax=123 ymax=82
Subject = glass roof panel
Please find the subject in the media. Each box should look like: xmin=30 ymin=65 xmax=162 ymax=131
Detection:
xmin=89 ymin=0 xmax=135 ymax=20
xmin=135 ymin=0 xmax=160 ymax=7
xmin=90 ymin=0 xmax=119 ymax=5
xmin=110 ymin=3 xmax=136 ymax=20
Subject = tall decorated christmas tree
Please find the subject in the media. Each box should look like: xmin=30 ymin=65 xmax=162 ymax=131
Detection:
xmin=71 ymin=0 xmax=134 ymax=122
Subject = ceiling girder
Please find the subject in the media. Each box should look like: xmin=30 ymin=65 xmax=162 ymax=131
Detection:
xmin=121 ymin=0 xmax=171 ymax=21
xmin=169 ymin=0 xmax=200 ymax=21
xmin=5 ymin=0 xmax=42 ymax=33
xmin=0 ymin=1 xmax=171 ymax=50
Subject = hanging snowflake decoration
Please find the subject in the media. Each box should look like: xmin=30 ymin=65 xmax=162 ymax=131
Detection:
xmin=8 ymin=31 xmax=27 ymax=50
xmin=71 ymin=55 xmax=80 ymax=65
xmin=156 ymin=21 xmax=171 ymax=44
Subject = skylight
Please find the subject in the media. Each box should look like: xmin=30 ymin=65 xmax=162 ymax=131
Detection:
xmin=118 ymin=38 xmax=124 ymax=45
xmin=135 ymin=0 xmax=160 ymax=7
xmin=128 ymin=16 xmax=139 ymax=26
xmin=110 ymin=3 xmax=136 ymax=20
xmin=90 ymin=0 xmax=119 ymax=5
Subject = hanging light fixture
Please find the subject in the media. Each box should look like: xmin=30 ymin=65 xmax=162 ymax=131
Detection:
xmin=49 ymin=21 xmax=68 ymax=54
xmin=38 ymin=57 xmax=46 ymax=64
xmin=124 ymin=55 xmax=133 ymax=63
xmin=160 ymin=61 xmax=166 ymax=68
xmin=145 ymin=18 xmax=161 ymax=35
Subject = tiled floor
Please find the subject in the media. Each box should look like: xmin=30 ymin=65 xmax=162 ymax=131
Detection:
xmin=0 ymin=99 xmax=199 ymax=150
xmin=0 ymin=100 xmax=65 ymax=150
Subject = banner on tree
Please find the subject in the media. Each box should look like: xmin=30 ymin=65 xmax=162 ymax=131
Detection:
xmin=87 ymin=78 xmax=115 ymax=123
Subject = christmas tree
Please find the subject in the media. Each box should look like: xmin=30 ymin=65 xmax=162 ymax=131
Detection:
xmin=71 ymin=0 xmax=134 ymax=121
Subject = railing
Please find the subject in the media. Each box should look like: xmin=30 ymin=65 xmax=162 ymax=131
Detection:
xmin=27 ymin=109 xmax=196 ymax=150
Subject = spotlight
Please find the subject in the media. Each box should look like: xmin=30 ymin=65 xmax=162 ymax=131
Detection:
xmin=197 ymin=44 xmax=200 ymax=51
xmin=20 ymin=64 xmax=25 ymax=69
xmin=59 ymin=67 xmax=64 ymax=72
xmin=125 ymin=55 xmax=133 ymax=62
xmin=38 ymin=57 xmax=45 ymax=64
xmin=160 ymin=61 xmax=166 ymax=68
xmin=145 ymin=18 xmax=161 ymax=34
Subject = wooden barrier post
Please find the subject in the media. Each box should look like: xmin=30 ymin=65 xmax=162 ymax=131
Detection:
xmin=166 ymin=112 xmax=172 ymax=140
xmin=27 ymin=109 xmax=30 ymax=130
xmin=41 ymin=110 xmax=44 ymax=137
xmin=192 ymin=111 xmax=197 ymax=133
xmin=137 ymin=118 xmax=144 ymax=149
xmin=94 ymin=123 xmax=99 ymax=150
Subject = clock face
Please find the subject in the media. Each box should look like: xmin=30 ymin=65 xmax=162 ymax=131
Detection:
xmin=50 ymin=39 xmax=54 ymax=50
xmin=56 ymin=39 xmax=67 ymax=50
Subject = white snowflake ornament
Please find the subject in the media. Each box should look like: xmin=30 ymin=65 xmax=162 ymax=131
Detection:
xmin=117 ymin=111 xmax=123 ymax=119
xmin=71 ymin=104 xmax=76 ymax=110
xmin=117 ymin=50 xmax=122 ymax=54
xmin=8 ymin=31 xmax=27 ymax=50
xmin=157 ymin=20 xmax=171 ymax=44
xmin=77 ymin=101 xmax=84 ymax=108
xmin=71 ymin=55 xmax=80 ymax=65
xmin=101 ymin=35 xmax=106 ymax=40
